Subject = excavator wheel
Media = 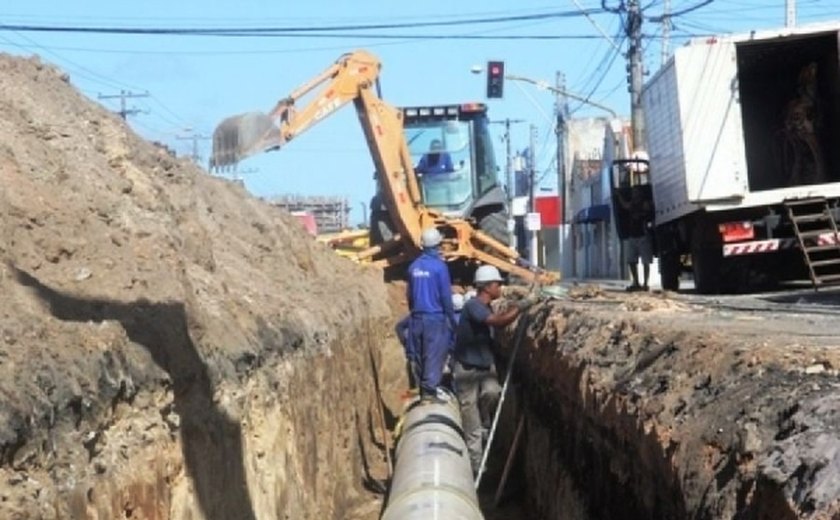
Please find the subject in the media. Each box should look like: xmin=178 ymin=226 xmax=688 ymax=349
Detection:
xmin=370 ymin=210 xmax=394 ymax=246
xmin=477 ymin=211 xmax=510 ymax=246
xmin=369 ymin=194 xmax=395 ymax=247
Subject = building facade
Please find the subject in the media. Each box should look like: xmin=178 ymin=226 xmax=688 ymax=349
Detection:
xmin=269 ymin=195 xmax=350 ymax=234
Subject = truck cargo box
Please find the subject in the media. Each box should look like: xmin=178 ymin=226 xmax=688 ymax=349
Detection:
xmin=643 ymin=24 xmax=840 ymax=226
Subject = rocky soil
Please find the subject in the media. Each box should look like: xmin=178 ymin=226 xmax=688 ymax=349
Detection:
xmin=0 ymin=53 xmax=392 ymax=519
xmin=509 ymin=287 xmax=840 ymax=520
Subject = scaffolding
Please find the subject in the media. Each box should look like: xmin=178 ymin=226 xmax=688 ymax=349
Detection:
xmin=269 ymin=195 xmax=350 ymax=234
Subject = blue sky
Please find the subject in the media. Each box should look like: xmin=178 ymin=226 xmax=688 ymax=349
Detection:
xmin=1 ymin=0 xmax=838 ymax=224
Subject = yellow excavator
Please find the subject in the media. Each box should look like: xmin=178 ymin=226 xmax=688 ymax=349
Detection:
xmin=210 ymin=50 xmax=557 ymax=283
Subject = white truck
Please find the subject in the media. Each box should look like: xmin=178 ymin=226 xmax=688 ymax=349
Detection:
xmin=640 ymin=22 xmax=840 ymax=293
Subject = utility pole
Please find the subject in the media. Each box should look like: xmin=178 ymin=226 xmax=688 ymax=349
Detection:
xmin=528 ymin=124 xmax=539 ymax=267
xmin=492 ymin=118 xmax=526 ymax=246
xmin=785 ymin=0 xmax=796 ymax=27
xmin=555 ymin=71 xmax=570 ymax=274
xmin=97 ymin=90 xmax=149 ymax=120
xmin=661 ymin=0 xmax=672 ymax=66
xmin=555 ymin=72 xmax=570 ymax=227
xmin=177 ymin=130 xmax=211 ymax=166
xmin=627 ymin=0 xmax=647 ymax=151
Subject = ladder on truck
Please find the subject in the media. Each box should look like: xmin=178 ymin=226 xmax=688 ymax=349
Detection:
xmin=784 ymin=197 xmax=840 ymax=290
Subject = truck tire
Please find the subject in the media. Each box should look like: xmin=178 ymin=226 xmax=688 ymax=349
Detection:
xmin=477 ymin=211 xmax=510 ymax=246
xmin=659 ymin=251 xmax=681 ymax=292
xmin=691 ymin=248 xmax=721 ymax=294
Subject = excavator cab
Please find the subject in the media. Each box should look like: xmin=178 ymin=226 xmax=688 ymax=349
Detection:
xmin=370 ymin=103 xmax=510 ymax=246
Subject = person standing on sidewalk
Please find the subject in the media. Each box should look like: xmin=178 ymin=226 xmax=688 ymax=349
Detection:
xmin=617 ymin=186 xmax=654 ymax=291
xmin=407 ymin=227 xmax=458 ymax=402
xmin=452 ymin=265 xmax=536 ymax=474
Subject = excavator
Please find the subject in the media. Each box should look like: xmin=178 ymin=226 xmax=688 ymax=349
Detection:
xmin=210 ymin=50 xmax=557 ymax=283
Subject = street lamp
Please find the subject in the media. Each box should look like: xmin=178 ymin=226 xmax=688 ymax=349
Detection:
xmin=471 ymin=66 xmax=618 ymax=118
xmin=504 ymin=74 xmax=619 ymax=119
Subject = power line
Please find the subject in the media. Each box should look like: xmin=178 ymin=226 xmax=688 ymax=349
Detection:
xmin=646 ymin=0 xmax=714 ymax=21
xmin=568 ymin=0 xmax=623 ymax=51
xmin=0 ymin=9 xmax=606 ymax=36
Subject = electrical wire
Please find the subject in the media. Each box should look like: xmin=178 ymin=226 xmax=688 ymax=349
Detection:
xmin=0 ymin=9 xmax=606 ymax=36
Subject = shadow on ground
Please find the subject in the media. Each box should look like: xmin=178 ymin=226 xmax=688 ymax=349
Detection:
xmin=11 ymin=265 xmax=257 ymax=520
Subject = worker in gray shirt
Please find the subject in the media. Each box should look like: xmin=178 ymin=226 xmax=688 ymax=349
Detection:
xmin=452 ymin=265 xmax=536 ymax=474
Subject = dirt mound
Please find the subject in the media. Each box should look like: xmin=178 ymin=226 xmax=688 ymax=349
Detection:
xmin=0 ymin=54 xmax=389 ymax=519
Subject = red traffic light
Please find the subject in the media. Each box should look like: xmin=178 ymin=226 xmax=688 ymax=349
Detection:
xmin=486 ymin=60 xmax=505 ymax=99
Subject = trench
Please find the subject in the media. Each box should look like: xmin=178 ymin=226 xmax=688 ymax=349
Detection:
xmin=6 ymin=278 xmax=833 ymax=519
xmin=474 ymin=298 xmax=840 ymax=520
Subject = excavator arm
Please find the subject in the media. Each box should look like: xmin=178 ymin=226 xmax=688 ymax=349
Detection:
xmin=210 ymin=50 xmax=557 ymax=284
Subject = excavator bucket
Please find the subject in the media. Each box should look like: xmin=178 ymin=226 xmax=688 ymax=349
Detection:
xmin=209 ymin=112 xmax=284 ymax=170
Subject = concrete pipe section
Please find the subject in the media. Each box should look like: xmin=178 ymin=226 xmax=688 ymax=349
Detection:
xmin=381 ymin=396 xmax=484 ymax=520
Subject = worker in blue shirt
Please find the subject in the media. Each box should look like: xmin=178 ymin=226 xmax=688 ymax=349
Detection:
xmin=416 ymin=139 xmax=454 ymax=175
xmin=407 ymin=227 xmax=457 ymax=402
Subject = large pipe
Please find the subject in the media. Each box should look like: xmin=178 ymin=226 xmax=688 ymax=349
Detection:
xmin=381 ymin=398 xmax=484 ymax=520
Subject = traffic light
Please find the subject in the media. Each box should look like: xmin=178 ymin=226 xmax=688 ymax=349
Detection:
xmin=486 ymin=60 xmax=505 ymax=99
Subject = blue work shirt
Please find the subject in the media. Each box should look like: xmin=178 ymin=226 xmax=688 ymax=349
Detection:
xmin=416 ymin=153 xmax=454 ymax=174
xmin=454 ymin=298 xmax=495 ymax=369
xmin=407 ymin=250 xmax=456 ymax=330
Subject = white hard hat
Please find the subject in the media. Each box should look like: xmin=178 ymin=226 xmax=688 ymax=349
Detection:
xmin=452 ymin=293 xmax=465 ymax=311
xmin=420 ymin=227 xmax=443 ymax=248
xmin=474 ymin=265 xmax=503 ymax=284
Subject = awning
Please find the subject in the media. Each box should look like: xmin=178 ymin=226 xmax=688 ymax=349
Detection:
xmin=573 ymin=203 xmax=611 ymax=224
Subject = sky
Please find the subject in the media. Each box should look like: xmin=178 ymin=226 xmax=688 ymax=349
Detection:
xmin=1 ymin=0 xmax=838 ymax=225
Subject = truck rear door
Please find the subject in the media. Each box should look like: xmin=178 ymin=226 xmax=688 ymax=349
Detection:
xmin=677 ymin=40 xmax=749 ymax=203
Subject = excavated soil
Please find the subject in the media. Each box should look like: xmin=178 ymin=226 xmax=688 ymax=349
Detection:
xmin=0 ymin=54 xmax=393 ymax=519
xmin=4 ymin=52 xmax=839 ymax=520
xmin=504 ymin=288 xmax=840 ymax=520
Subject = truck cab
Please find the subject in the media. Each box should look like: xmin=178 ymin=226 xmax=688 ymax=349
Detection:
xmin=370 ymin=103 xmax=509 ymax=245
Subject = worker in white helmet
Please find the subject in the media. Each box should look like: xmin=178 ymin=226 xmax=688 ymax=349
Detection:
xmin=452 ymin=264 xmax=537 ymax=474
xmin=407 ymin=227 xmax=457 ymax=403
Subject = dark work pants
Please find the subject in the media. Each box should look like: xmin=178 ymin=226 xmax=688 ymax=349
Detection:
xmin=409 ymin=314 xmax=450 ymax=396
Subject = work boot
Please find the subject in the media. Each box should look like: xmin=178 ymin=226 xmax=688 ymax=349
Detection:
xmin=419 ymin=390 xmax=446 ymax=405
xmin=436 ymin=387 xmax=455 ymax=403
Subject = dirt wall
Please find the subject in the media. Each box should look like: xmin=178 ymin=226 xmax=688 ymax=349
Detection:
xmin=507 ymin=293 xmax=840 ymax=519
xmin=0 ymin=54 xmax=390 ymax=519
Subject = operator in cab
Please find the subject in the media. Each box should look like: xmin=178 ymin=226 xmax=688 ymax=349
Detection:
xmin=407 ymin=227 xmax=458 ymax=403
xmin=416 ymin=139 xmax=455 ymax=175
